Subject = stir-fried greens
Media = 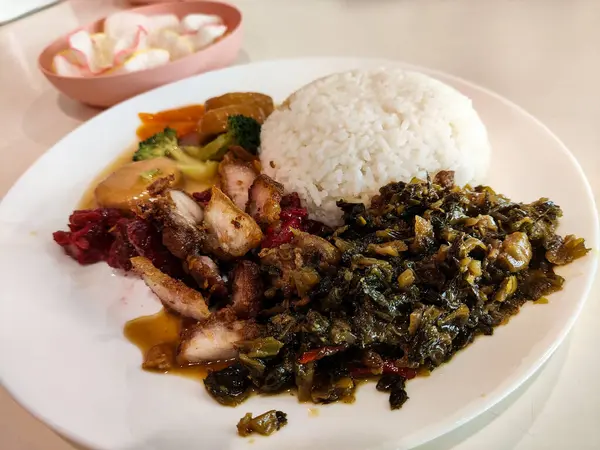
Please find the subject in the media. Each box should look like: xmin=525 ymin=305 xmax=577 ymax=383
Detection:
xmin=236 ymin=410 xmax=288 ymax=437
xmin=203 ymin=171 xmax=589 ymax=409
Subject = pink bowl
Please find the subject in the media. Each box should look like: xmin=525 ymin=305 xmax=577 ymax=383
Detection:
xmin=127 ymin=0 xmax=185 ymax=4
xmin=38 ymin=1 xmax=243 ymax=108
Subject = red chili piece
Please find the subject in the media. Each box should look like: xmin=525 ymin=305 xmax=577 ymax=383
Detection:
xmin=298 ymin=345 xmax=346 ymax=364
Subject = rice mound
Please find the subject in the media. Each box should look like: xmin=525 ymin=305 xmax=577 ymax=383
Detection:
xmin=260 ymin=68 xmax=491 ymax=226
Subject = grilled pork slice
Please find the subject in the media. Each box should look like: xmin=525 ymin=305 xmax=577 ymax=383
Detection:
xmin=218 ymin=151 xmax=259 ymax=210
xmin=231 ymin=260 xmax=263 ymax=319
xmin=131 ymin=256 xmax=210 ymax=320
xmin=203 ymin=186 xmax=263 ymax=258
xmin=246 ymin=175 xmax=284 ymax=227
xmin=187 ymin=254 xmax=228 ymax=299
xmin=178 ymin=311 xmax=260 ymax=363
xmin=142 ymin=190 xmax=206 ymax=260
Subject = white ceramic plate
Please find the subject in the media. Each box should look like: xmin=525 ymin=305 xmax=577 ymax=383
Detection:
xmin=0 ymin=58 xmax=597 ymax=450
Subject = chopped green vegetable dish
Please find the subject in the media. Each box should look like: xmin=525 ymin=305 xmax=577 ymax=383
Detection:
xmin=204 ymin=171 xmax=589 ymax=410
xmin=237 ymin=410 xmax=288 ymax=437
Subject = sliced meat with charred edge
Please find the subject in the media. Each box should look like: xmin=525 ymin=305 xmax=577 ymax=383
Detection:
xmin=231 ymin=260 xmax=263 ymax=319
xmin=131 ymin=256 xmax=210 ymax=321
xmin=139 ymin=190 xmax=205 ymax=260
xmin=203 ymin=186 xmax=263 ymax=259
xmin=219 ymin=151 xmax=259 ymax=210
xmin=186 ymin=254 xmax=228 ymax=300
xmin=147 ymin=173 xmax=178 ymax=197
xmin=246 ymin=175 xmax=284 ymax=227
xmin=178 ymin=309 xmax=260 ymax=363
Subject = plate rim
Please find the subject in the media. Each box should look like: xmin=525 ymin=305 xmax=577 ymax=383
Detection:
xmin=1 ymin=56 xmax=598 ymax=450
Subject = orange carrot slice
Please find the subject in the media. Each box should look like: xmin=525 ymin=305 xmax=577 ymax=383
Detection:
xmin=138 ymin=105 xmax=205 ymax=124
xmin=136 ymin=121 xmax=198 ymax=140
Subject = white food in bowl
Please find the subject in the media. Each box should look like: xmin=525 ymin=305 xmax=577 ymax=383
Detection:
xmin=260 ymin=68 xmax=492 ymax=226
xmin=52 ymin=12 xmax=227 ymax=77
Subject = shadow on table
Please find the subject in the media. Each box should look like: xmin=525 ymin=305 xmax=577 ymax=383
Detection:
xmin=234 ymin=49 xmax=251 ymax=66
xmin=413 ymin=334 xmax=571 ymax=450
xmin=21 ymin=90 xmax=99 ymax=148
xmin=57 ymin=95 xmax=102 ymax=121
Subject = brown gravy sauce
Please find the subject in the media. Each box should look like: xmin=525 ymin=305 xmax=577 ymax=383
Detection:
xmin=124 ymin=309 xmax=229 ymax=381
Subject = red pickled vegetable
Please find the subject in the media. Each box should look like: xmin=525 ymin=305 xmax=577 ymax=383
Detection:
xmin=53 ymin=208 xmax=184 ymax=277
xmin=192 ymin=189 xmax=212 ymax=205
xmin=280 ymin=192 xmax=302 ymax=209
xmin=125 ymin=219 xmax=185 ymax=278
xmin=261 ymin=192 xmax=309 ymax=249
xmin=106 ymin=218 xmax=137 ymax=270
xmin=280 ymin=208 xmax=308 ymax=222
xmin=52 ymin=208 xmax=126 ymax=265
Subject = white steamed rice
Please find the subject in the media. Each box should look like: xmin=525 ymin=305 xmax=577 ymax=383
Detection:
xmin=259 ymin=68 xmax=491 ymax=226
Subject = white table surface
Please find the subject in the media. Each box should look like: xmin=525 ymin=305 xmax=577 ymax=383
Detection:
xmin=1 ymin=0 xmax=599 ymax=449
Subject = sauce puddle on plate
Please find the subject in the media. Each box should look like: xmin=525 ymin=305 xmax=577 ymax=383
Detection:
xmin=124 ymin=309 xmax=228 ymax=381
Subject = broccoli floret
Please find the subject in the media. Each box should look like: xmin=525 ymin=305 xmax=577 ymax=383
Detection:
xmin=186 ymin=115 xmax=262 ymax=161
xmin=132 ymin=115 xmax=261 ymax=181
xmin=133 ymin=127 xmax=219 ymax=182
xmin=133 ymin=127 xmax=207 ymax=165
xmin=133 ymin=127 xmax=179 ymax=161
xmin=228 ymin=114 xmax=261 ymax=153
xmin=185 ymin=134 xmax=232 ymax=161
